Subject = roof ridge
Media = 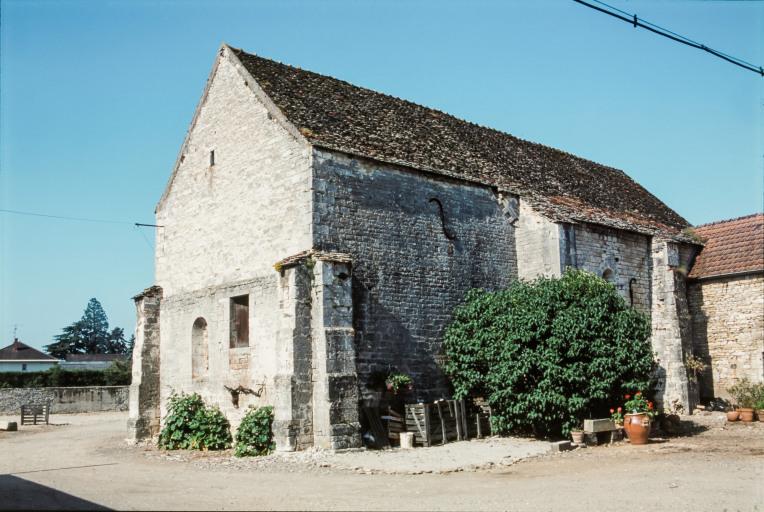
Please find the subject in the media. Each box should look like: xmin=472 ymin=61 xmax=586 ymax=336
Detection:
xmin=694 ymin=212 xmax=764 ymax=228
xmin=231 ymin=48 xmax=659 ymax=185
xmin=231 ymin=46 xmax=690 ymax=236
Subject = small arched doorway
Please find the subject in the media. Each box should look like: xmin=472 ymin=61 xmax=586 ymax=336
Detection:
xmin=191 ymin=317 xmax=208 ymax=381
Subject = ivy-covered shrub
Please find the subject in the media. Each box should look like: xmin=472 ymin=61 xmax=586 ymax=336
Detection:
xmin=443 ymin=270 xmax=654 ymax=438
xmin=158 ymin=393 xmax=232 ymax=450
xmin=234 ymin=406 xmax=276 ymax=457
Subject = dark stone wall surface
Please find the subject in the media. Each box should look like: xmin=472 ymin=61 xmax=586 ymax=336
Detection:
xmin=312 ymin=149 xmax=517 ymax=403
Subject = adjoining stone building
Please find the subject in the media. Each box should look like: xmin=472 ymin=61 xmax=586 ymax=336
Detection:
xmin=129 ymin=44 xmax=704 ymax=449
xmin=688 ymin=214 xmax=764 ymax=401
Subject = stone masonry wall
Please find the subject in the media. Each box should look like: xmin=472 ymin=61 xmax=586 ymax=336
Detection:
xmin=650 ymin=240 xmax=694 ymax=413
xmin=515 ymin=200 xmax=562 ymax=279
xmin=688 ymin=273 xmax=764 ymax=400
xmin=573 ymin=223 xmax=652 ymax=315
xmin=150 ymin=48 xmax=313 ymax=436
xmin=0 ymin=386 xmax=128 ymax=414
xmin=312 ymin=149 xmax=517 ymax=404
xmin=155 ymin=47 xmax=312 ymax=297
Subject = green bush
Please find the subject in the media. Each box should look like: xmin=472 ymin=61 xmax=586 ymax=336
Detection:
xmin=158 ymin=393 xmax=232 ymax=451
xmin=443 ymin=269 xmax=654 ymax=438
xmin=0 ymin=364 xmax=131 ymax=388
xmin=234 ymin=405 xmax=276 ymax=457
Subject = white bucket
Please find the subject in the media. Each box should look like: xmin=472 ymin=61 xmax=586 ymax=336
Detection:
xmin=399 ymin=432 xmax=414 ymax=449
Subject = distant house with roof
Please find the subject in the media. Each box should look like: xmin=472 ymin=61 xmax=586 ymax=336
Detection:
xmin=688 ymin=213 xmax=764 ymax=400
xmin=0 ymin=339 xmax=59 ymax=372
xmin=60 ymin=353 xmax=127 ymax=371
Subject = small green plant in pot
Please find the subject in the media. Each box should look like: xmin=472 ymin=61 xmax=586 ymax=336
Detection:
xmin=727 ymin=379 xmax=759 ymax=422
xmin=385 ymin=372 xmax=413 ymax=394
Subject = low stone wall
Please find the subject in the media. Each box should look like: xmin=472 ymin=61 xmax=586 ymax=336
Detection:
xmin=0 ymin=386 xmax=129 ymax=414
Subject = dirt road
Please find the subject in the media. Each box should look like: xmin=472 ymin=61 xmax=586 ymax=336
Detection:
xmin=1 ymin=412 xmax=762 ymax=511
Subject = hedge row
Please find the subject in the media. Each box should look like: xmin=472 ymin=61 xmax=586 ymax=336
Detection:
xmin=0 ymin=363 xmax=131 ymax=388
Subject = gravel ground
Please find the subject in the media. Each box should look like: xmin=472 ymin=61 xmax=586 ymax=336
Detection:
xmin=141 ymin=436 xmax=552 ymax=475
xmin=1 ymin=411 xmax=762 ymax=511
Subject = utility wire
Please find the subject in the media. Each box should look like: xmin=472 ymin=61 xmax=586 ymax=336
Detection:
xmin=573 ymin=0 xmax=763 ymax=77
xmin=0 ymin=208 xmax=162 ymax=227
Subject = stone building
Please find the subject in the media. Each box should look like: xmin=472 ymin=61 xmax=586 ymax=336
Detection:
xmin=687 ymin=214 xmax=764 ymax=401
xmin=129 ymin=44 xmax=704 ymax=449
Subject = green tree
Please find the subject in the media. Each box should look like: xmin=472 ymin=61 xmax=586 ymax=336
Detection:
xmin=45 ymin=298 xmax=131 ymax=357
xmin=443 ymin=270 xmax=654 ymax=438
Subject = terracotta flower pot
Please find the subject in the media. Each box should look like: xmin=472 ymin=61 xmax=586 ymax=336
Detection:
xmin=738 ymin=408 xmax=754 ymax=422
xmin=623 ymin=413 xmax=650 ymax=445
xmin=726 ymin=411 xmax=740 ymax=422
xmin=756 ymin=410 xmax=764 ymax=422
xmin=571 ymin=431 xmax=585 ymax=445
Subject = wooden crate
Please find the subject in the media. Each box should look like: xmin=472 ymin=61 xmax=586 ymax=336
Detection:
xmin=466 ymin=397 xmax=492 ymax=439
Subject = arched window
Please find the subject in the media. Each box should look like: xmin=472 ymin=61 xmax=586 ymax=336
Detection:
xmin=602 ymin=268 xmax=615 ymax=283
xmin=192 ymin=317 xmax=208 ymax=381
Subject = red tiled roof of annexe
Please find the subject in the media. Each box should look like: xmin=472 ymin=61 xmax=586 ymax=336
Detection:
xmin=688 ymin=213 xmax=764 ymax=279
xmin=230 ymin=46 xmax=692 ymax=240
xmin=0 ymin=339 xmax=58 ymax=361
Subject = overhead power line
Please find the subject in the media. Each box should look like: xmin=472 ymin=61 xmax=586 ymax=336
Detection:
xmin=573 ymin=0 xmax=763 ymax=77
xmin=0 ymin=208 xmax=162 ymax=227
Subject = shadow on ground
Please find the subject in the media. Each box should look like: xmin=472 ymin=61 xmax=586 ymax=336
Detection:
xmin=0 ymin=474 xmax=110 ymax=511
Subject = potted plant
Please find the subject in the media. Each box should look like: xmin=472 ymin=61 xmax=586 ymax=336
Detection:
xmin=609 ymin=406 xmax=624 ymax=441
xmin=754 ymin=382 xmax=764 ymax=422
xmin=621 ymin=392 xmax=654 ymax=445
xmin=385 ymin=372 xmax=413 ymax=395
xmin=727 ymin=379 xmax=757 ymax=422
xmin=570 ymin=422 xmax=585 ymax=445
xmin=726 ymin=407 xmax=740 ymax=422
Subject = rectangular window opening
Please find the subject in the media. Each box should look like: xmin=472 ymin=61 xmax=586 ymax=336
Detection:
xmin=229 ymin=294 xmax=249 ymax=348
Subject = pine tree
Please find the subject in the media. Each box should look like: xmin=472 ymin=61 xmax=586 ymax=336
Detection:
xmin=45 ymin=298 xmax=130 ymax=357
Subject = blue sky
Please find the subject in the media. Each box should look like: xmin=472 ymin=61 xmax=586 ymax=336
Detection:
xmin=1 ymin=0 xmax=762 ymax=351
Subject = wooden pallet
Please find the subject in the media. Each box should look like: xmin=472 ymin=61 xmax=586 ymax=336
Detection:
xmin=20 ymin=404 xmax=50 ymax=425
xmin=405 ymin=399 xmax=469 ymax=447
xmin=467 ymin=397 xmax=492 ymax=439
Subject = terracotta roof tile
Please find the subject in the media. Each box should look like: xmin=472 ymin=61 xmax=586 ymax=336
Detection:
xmin=688 ymin=213 xmax=764 ymax=279
xmin=0 ymin=339 xmax=58 ymax=361
xmin=231 ymin=47 xmax=690 ymax=239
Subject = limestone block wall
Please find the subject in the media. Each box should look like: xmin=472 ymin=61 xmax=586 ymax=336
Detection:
xmin=312 ymin=149 xmax=517 ymax=403
xmin=0 ymin=386 xmax=129 ymax=414
xmin=516 ymin=201 xmax=562 ymax=279
xmin=650 ymin=240 xmax=694 ymax=412
xmin=155 ymin=47 xmax=312 ymax=297
xmin=572 ymin=223 xmax=652 ymax=315
xmin=148 ymin=47 xmax=314 ymax=437
xmin=688 ymin=273 xmax=764 ymax=400
xmin=157 ymin=276 xmax=280 ymax=431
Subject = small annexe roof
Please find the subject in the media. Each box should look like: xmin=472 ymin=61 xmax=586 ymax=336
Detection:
xmin=688 ymin=213 xmax=764 ymax=280
xmin=0 ymin=339 xmax=58 ymax=362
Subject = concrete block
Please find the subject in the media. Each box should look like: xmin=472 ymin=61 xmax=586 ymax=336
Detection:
xmin=584 ymin=418 xmax=616 ymax=433
xmin=549 ymin=440 xmax=573 ymax=452
xmin=1 ymin=421 xmax=18 ymax=431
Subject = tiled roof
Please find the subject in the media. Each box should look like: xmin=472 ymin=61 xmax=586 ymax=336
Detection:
xmin=64 ymin=354 xmax=127 ymax=363
xmin=688 ymin=213 xmax=764 ymax=279
xmin=231 ymin=47 xmax=691 ymax=239
xmin=0 ymin=339 xmax=58 ymax=361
